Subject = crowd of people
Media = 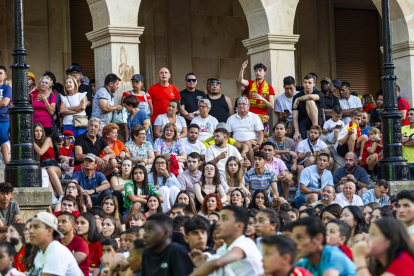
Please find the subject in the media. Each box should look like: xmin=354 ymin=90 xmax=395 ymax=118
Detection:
xmin=0 ymin=59 xmax=413 ymax=276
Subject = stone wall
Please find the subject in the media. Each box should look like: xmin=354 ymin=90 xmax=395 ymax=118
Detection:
xmin=138 ymin=0 xmax=251 ymax=103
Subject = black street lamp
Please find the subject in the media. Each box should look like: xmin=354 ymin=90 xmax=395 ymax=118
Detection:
xmin=377 ymin=0 xmax=409 ymax=181
xmin=5 ymin=0 xmax=41 ymax=187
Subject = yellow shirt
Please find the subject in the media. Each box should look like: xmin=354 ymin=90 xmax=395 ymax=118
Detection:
xmin=402 ymin=125 xmax=414 ymax=163
xmin=203 ymin=136 xmax=236 ymax=148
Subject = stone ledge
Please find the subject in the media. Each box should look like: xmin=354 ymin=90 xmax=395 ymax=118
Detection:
xmin=387 ymin=181 xmax=414 ymax=196
xmin=13 ymin=187 xmax=53 ymax=207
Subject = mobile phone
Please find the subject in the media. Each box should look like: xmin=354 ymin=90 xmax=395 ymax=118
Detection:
xmin=335 ymin=125 xmax=341 ymax=129
xmin=284 ymin=109 xmax=289 ymax=113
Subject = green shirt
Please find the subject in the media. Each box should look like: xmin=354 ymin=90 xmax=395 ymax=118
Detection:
xmin=123 ymin=181 xmax=160 ymax=211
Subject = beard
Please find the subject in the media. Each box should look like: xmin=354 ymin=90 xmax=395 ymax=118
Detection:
xmin=345 ymin=163 xmax=356 ymax=171
xmin=215 ymin=140 xmax=224 ymax=147
xmin=310 ymin=137 xmax=318 ymax=143
xmin=359 ymin=122 xmax=367 ymax=128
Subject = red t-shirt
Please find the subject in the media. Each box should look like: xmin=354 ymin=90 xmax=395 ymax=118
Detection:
xmin=361 ymin=140 xmax=382 ymax=162
xmin=364 ymin=104 xmax=374 ymax=113
xmin=122 ymin=91 xmax=152 ymax=104
xmin=14 ymin=247 xmax=25 ymax=272
xmin=54 ymin=210 xmax=80 ymax=218
xmin=385 ymin=251 xmax=414 ymax=275
xmin=88 ymin=240 xmax=103 ymax=269
xmin=246 ymin=79 xmax=275 ymax=115
xmin=59 ymin=235 xmax=90 ymax=276
xmin=60 ymin=144 xmax=75 ymax=157
xmin=275 ymin=266 xmax=312 ymax=276
xmin=398 ymin=96 xmax=410 ymax=125
xmin=338 ymin=244 xmax=353 ymax=261
xmin=147 ymin=83 xmax=180 ymax=122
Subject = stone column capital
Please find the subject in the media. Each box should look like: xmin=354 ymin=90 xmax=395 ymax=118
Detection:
xmin=86 ymin=26 xmax=145 ymax=49
xmin=242 ymin=34 xmax=300 ymax=55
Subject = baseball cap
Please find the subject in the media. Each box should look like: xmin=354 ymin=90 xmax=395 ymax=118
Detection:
xmin=62 ymin=130 xmax=74 ymax=137
xmin=32 ymin=212 xmax=64 ymax=238
xmin=67 ymin=65 xmax=83 ymax=74
xmin=131 ymin=74 xmax=144 ymax=82
xmin=320 ymin=77 xmax=333 ymax=86
xmin=333 ymin=79 xmax=341 ymax=88
xmin=216 ymin=122 xmax=228 ymax=130
xmin=84 ymin=153 xmax=97 ymax=162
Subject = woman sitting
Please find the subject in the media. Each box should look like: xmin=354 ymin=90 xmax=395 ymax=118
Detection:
xmin=101 ymin=195 xmax=125 ymax=230
xmin=123 ymin=164 xmax=163 ymax=219
xmin=229 ymin=188 xmax=247 ymax=209
xmin=198 ymin=193 xmax=222 ymax=218
xmin=145 ymin=194 xmax=163 ymax=218
xmin=174 ymin=190 xmax=197 ymax=217
xmin=6 ymin=223 xmax=26 ymax=272
xmin=60 ymin=76 xmax=87 ymax=137
xmin=148 ymin=155 xmax=181 ymax=212
xmin=99 ymin=123 xmax=130 ymax=166
xmin=54 ymin=182 xmax=87 ymax=213
xmin=154 ymin=100 xmax=187 ymax=139
xmin=125 ymin=125 xmax=155 ymax=171
xmin=248 ymin=189 xmax=271 ymax=210
xmin=321 ymin=203 xmax=342 ymax=225
xmin=194 ymin=162 xmax=227 ymax=210
xmin=123 ymin=95 xmax=151 ymax=143
xmin=30 ymin=75 xmax=56 ymax=137
xmin=110 ymin=158 xmax=133 ymax=202
xmin=340 ymin=205 xmax=368 ymax=248
xmin=102 ymin=217 xmax=123 ymax=240
xmin=33 ymin=123 xmax=64 ymax=204
xmin=153 ymin=123 xmax=187 ymax=170
xmin=225 ymin=156 xmax=250 ymax=198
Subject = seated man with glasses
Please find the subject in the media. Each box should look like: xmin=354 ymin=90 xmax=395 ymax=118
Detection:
xmin=190 ymin=99 xmax=219 ymax=142
xmin=311 ymin=185 xmax=336 ymax=207
xmin=179 ymin=72 xmax=206 ymax=126
xmin=294 ymin=152 xmax=334 ymax=207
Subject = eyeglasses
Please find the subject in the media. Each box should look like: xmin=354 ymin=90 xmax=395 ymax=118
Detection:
xmin=199 ymin=105 xmax=208 ymax=109
xmin=156 ymin=162 xmax=166 ymax=165
xmin=186 ymin=79 xmax=197 ymax=82
xmin=67 ymin=185 xmax=77 ymax=190
xmin=238 ymin=103 xmax=248 ymax=106
xmin=138 ymin=132 xmax=146 ymax=136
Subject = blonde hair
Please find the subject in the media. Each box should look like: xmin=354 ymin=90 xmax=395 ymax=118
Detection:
xmin=368 ymin=127 xmax=380 ymax=135
xmin=64 ymin=76 xmax=79 ymax=96
xmin=225 ymin=156 xmax=244 ymax=188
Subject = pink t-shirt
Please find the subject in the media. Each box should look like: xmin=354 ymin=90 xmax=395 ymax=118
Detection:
xmin=31 ymin=91 xmax=56 ymax=128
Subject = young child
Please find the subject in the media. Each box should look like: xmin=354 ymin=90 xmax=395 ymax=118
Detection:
xmin=120 ymin=227 xmax=140 ymax=253
xmin=127 ymin=211 xmax=146 ymax=228
xmin=59 ymin=130 xmax=75 ymax=178
xmin=326 ymin=219 xmax=353 ymax=260
xmin=53 ymin=195 xmax=80 ymax=218
xmin=361 ymin=127 xmax=383 ymax=180
xmin=0 ymin=241 xmax=26 ymax=276
xmin=323 ymin=106 xmax=344 ymax=144
xmin=100 ymin=238 xmax=119 ymax=272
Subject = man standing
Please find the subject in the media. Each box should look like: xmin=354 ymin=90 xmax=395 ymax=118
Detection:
xmin=320 ymin=77 xmax=340 ymax=119
xmin=274 ymin=76 xmax=298 ymax=134
xmin=397 ymin=85 xmax=411 ymax=126
xmin=311 ymin=185 xmax=336 ymax=207
xmin=361 ymin=179 xmax=389 ymax=206
xmin=91 ymin=74 xmax=123 ymax=125
xmin=27 ymin=212 xmax=81 ymax=275
xmin=238 ymin=60 xmax=275 ymax=140
xmin=206 ymin=78 xmax=234 ymax=124
xmin=333 ymin=181 xmax=364 ymax=207
xmin=227 ymin=97 xmax=264 ymax=165
xmin=57 ymin=212 xmax=89 ymax=276
xmin=333 ymin=152 xmax=369 ymax=194
xmin=180 ymin=124 xmax=206 ymax=160
xmin=292 ymin=75 xmax=325 ymax=141
xmin=402 ymin=108 xmax=414 ymax=178
xmin=190 ymin=99 xmax=219 ymax=142
xmin=180 ymin=73 xmax=206 ymax=125
xmin=67 ymin=64 xmax=94 ymax=118
xmin=396 ymin=190 xmax=414 ymax=234
xmin=0 ymin=66 xmax=11 ymax=146
xmin=338 ymin=82 xmax=363 ymax=125
xmin=148 ymin=67 xmax=181 ymax=122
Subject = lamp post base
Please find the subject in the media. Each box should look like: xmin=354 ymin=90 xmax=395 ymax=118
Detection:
xmin=377 ymin=159 xmax=409 ymax=181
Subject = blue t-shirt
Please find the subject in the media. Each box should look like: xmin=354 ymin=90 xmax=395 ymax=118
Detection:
xmin=295 ymin=165 xmax=333 ymax=199
xmin=0 ymin=84 xmax=12 ymax=122
xmin=127 ymin=110 xmax=152 ymax=144
xmin=72 ymin=170 xmax=107 ymax=202
xmin=333 ymin=166 xmax=369 ymax=191
xmin=360 ymin=126 xmax=371 ymax=137
xmin=296 ymin=246 xmax=356 ymax=276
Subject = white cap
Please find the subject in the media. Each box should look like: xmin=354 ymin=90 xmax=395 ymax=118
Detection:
xmin=32 ymin=212 xmax=64 ymax=238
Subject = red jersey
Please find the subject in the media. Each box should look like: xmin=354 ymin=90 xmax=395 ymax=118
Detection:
xmin=246 ymin=79 xmax=275 ymax=115
xmin=122 ymin=91 xmax=151 ymax=103
xmin=398 ymin=96 xmax=410 ymax=125
xmin=14 ymin=247 xmax=25 ymax=272
xmin=364 ymin=104 xmax=374 ymax=113
xmin=54 ymin=210 xmax=80 ymax=218
xmin=147 ymin=83 xmax=180 ymax=122
xmin=60 ymin=144 xmax=74 ymax=157
xmin=361 ymin=140 xmax=382 ymax=162
xmin=88 ymin=240 xmax=103 ymax=269
xmin=59 ymin=235 xmax=90 ymax=276
xmin=385 ymin=251 xmax=414 ymax=275
xmin=338 ymin=244 xmax=353 ymax=261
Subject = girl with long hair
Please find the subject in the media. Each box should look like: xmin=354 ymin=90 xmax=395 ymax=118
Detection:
xmin=198 ymin=193 xmax=222 ymax=217
xmin=6 ymin=223 xmax=26 ymax=272
xmin=101 ymin=195 xmax=125 ymax=230
xmin=363 ymin=202 xmax=380 ymax=229
xmin=225 ymin=157 xmax=250 ymax=196
xmin=174 ymin=190 xmax=197 ymax=217
xmin=229 ymin=188 xmax=247 ymax=209
xmin=110 ymin=158 xmax=133 ymax=200
xmin=102 ymin=217 xmax=123 ymax=240
xmin=371 ymin=206 xmax=394 ymax=223
xmin=321 ymin=203 xmax=343 ymax=225
xmin=54 ymin=182 xmax=87 ymax=213
xmin=248 ymin=189 xmax=271 ymax=210
xmin=361 ymin=93 xmax=376 ymax=113
xmin=23 ymin=220 xmax=39 ymax=272
xmin=194 ymin=162 xmax=227 ymax=210
xmin=145 ymin=194 xmax=163 ymax=218
xmin=340 ymin=205 xmax=368 ymax=248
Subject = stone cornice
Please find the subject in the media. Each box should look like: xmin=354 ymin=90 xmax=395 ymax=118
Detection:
xmin=86 ymin=26 xmax=145 ymax=49
xmin=380 ymin=41 xmax=414 ymax=59
xmin=242 ymin=34 xmax=300 ymax=54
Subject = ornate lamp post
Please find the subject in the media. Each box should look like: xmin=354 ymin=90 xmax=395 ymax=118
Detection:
xmin=5 ymin=0 xmax=41 ymax=187
xmin=377 ymin=0 xmax=409 ymax=181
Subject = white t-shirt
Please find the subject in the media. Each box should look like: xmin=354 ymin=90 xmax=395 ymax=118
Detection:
xmin=27 ymin=241 xmax=81 ymax=276
xmin=334 ymin=192 xmax=364 ymax=207
xmin=205 ymin=144 xmax=242 ymax=175
xmin=154 ymin=114 xmax=187 ymax=136
xmin=339 ymin=95 xmax=362 ymax=125
xmin=274 ymin=91 xmax=299 ymax=123
xmin=296 ymin=138 xmax=328 ymax=165
xmin=323 ymin=119 xmax=345 ymax=144
xmin=61 ymin=93 xmax=87 ymax=125
xmin=216 ymin=235 xmax=264 ymax=276
xmin=190 ymin=115 xmax=219 ymax=141
xmin=334 ymin=127 xmax=351 ymax=150
xmin=180 ymin=138 xmax=207 ymax=156
xmin=226 ymin=112 xmax=264 ymax=142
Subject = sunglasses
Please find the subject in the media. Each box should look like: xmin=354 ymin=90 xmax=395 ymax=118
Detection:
xmin=210 ymin=80 xmax=221 ymax=84
xmin=318 ymin=178 xmax=322 ymax=189
xmin=58 ymin=135 xmax=65 ymax=140
xmin=186 ymin=79 xmax=197 ymax=82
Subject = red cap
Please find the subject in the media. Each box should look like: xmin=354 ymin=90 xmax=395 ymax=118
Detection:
xmin=62 ymin=130 xmax=74 ymax=136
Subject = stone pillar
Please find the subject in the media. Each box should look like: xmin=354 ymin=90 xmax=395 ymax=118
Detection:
xmin=392 ymin=42 xmax=414 ymax=105
xmin=13 ymin=187 xmax=52 ymax=222
xmin=242 ymin=34 xmax=300 ymax=127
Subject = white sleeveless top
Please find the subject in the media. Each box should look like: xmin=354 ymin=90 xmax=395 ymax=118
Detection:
xmin=61 ymin=93 xmax=87 ymax=125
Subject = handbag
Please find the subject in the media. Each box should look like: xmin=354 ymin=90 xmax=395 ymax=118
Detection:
xmin=65 ymin=95 xmax=88 ymax=128
xmin=112 ymin=107 xmax=128 ymax=124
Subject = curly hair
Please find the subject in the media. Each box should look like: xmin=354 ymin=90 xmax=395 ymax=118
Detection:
xmin=201 ymin=162 xmax=221 ymax=189
xmin=102 ymin=123 xmax=119 ymax=140
xmin=0 ymin=182 xmax=13 ymax=194
xmin=201 ymin=193 xmax=222 ymax=215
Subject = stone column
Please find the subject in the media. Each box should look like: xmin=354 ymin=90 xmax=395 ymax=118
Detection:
xmin=242 ymin=34 xmax=300 ymax=126
xmin=392 ymin=42 xmax=414 ymax=105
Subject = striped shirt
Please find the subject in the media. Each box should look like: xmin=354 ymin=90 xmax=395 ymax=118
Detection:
xmin=244 ymin=168 xmax=277 ymax=193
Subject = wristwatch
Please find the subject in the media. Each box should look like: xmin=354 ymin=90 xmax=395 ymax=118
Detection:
xmin=193 ymin=111 xmax=198 ymax=116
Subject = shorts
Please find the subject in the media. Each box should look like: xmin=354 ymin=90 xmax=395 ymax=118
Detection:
xmin=40 ymin=158 xmax=59 ymax=169
xmin=285 ymin=162 xmax=292 ymax=172
xmin=295 ymin=194 xmax=321 ymax=208
xmin=336 ymin=143 xmax=348 ymax=157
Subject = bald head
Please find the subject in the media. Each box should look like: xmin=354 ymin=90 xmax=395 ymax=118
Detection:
xmin=343 ymin=181 xmax=356 ymax=198
xmin=344 ymin=152 xmax=357 ymax=171
xmin=158 ymin=67 xmax=171 ymax=83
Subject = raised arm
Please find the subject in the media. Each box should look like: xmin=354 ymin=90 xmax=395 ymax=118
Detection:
xmin=237 ymin=60 xmax=250 ymax=87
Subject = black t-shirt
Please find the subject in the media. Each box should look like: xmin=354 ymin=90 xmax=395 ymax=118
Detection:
xmin=324 ymin=93 xmax=340 ymax=109
xmin=74 ymin=132 xmax=108 ymax=165
xmin=142 ymin=242 xmax=193 ymax=276
xmin=292 ymin=91 xmax=325 ymax=121
xmin=180 ymin=89 xmax=206 ymax=125
xmin=79 ymin=84 xmax=93 ymax=118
